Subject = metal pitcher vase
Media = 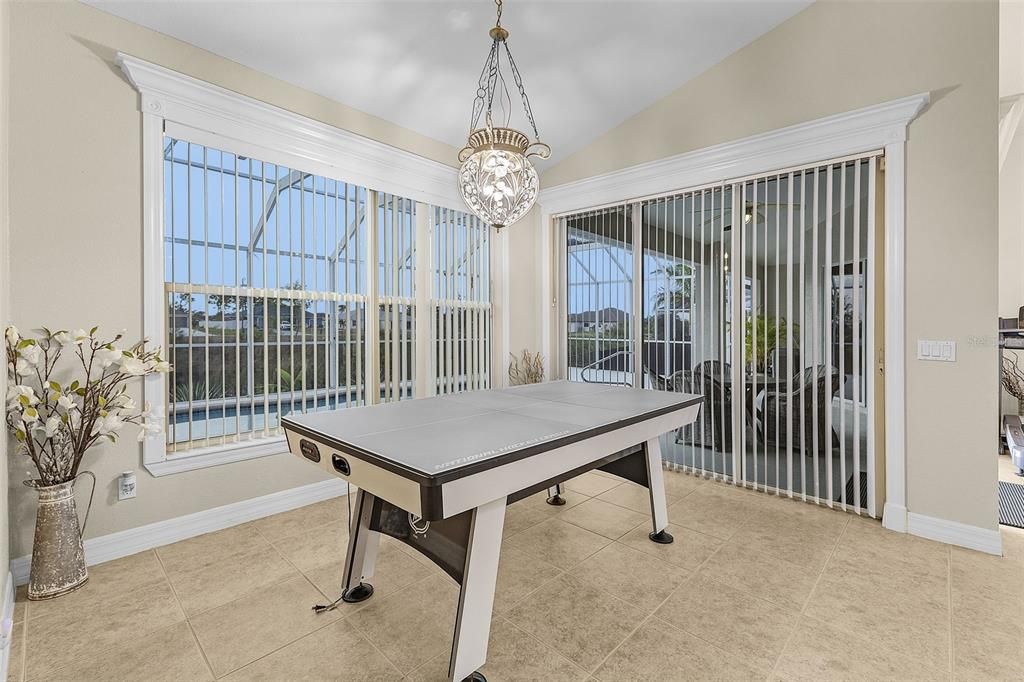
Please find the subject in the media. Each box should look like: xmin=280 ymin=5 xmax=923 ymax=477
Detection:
xmin=25 ymin=472 xmax=95 ymax=600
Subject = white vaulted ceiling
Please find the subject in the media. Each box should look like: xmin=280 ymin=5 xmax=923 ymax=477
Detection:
xmin=84 ymin=0 xmax=811 ymax=166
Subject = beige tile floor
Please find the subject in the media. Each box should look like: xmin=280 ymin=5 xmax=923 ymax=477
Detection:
xmin=7 ymin=470 xmax=1024 ymax=681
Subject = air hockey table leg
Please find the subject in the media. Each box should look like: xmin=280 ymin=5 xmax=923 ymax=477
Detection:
xmin=545 ymin=483 xmax=567 ymax=506
xmin=448 ymin=497 xmax=507 ymax=682
xmin=643 ymin=437 xmax=674 ymax=544
xmin=340 ymin=489 xmax=381 ymax=603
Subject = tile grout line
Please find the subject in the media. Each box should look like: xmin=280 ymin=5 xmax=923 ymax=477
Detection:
xmin=766 ymin=515 xmax=852 ymax=680
xmin=499 ymin=614 xmax=592 ymax=679
xmin=158 ymin=531 xmax=341 ymax=680
xmin=13 ymin=617 xmax=26 ymax=682
xmin=342 ymin=570 xmax=456 ymax=676
xmin=152 ymin=547 xmax=218 ymax=681
xmin=192 ymin=519 xmax=400 ymax=679
xmin=583 ymin=525 xmax=731 ymax=680
xmin=214 ymin=550 xmax=440 ymax=679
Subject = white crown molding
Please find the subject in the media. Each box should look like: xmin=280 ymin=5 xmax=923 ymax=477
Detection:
xmin=116 ymin=53 xmax=462 ymax=211
xmin=539 ymin=92 xmax=929 ymax=214
xmin=10 ymin=478 xmax=350 ymax=585
xmin=906 ymin=512 xmax=1003 ymax=556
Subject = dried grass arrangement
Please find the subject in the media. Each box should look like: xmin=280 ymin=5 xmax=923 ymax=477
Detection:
xmin=508 ymin=350 xmax=544 ymax=386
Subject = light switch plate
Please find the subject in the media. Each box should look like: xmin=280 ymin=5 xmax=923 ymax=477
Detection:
xmin=917 ymin=339 xmax=956 ymax=362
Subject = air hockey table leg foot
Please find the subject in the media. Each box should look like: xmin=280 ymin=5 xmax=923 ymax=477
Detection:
xmin=341 ymin=582 xmax=374 ymax=603
xmin=649 ymin=530 xmax=674 ymax=544
xmin=462 ymin=672 xmax=486 ymax=682
xmin=546 ymin=494 xmax=567 ymax=506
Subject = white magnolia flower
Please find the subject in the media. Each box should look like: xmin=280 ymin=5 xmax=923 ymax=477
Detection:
xmin=152 ymin=360 xmax=171 ymax=373
xmin=18 ymin=343 xmax=42 ymax=367
xmin=42 ymin=416 xmax=62 ymax=438
xmin=136 ymin=422 xmax=162 ymax=442
xmin=21 ymin=407 xmax=39 ymax=424
xmin=92 ymin=413 xmax=124 ymax=436
xmin=57 ymin=394 xmax=77 ymax=411
xmin=94 ymin=347 xmax=122 ymax=369
xmin=5 ymin=325 xmax=19 ymax=345
xmin=71 ymin=329 xmax=90 ymax=344
xmin=7 ymin=384 xmax=39 ymax=408
xmin=52 ymin=330 xmax=72 ymax=345
xmin=120 ymin=357 xmax=148 ymax=376
xmin=113 ymin=395 xmax=137 ymax=411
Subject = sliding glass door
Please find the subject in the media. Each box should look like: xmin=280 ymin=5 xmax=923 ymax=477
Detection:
xmin=560 ymin=153 xmax=881 ymax=516
xmin=564 ymin=206 xmax=635 ymax=386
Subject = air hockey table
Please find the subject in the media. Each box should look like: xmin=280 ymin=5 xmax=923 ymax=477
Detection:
xmin=282 ymin=380 xmax=701 ymax=681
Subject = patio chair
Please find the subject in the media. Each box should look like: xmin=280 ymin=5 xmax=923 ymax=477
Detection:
xmin=761 ymin=365 xmax=841 ymax=453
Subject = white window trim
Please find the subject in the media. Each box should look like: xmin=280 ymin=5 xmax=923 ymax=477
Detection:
xmin=538 ymin=92 xmax=929 ymax=536
xmin=118 ymin=53 xmax=495 ymax=476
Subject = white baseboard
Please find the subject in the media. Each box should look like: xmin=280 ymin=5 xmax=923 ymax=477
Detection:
xmin=882 ymin=502 xmax=908 ymax=532
xmin=907 ymin=511 xmax=1003 ymax=556
xmin=10 ymin=478 xmax=350 ymax=586
xmin=1 ymin=570 xmax=14 ymax=682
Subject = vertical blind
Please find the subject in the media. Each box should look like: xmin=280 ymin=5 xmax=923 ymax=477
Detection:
xmin=433 ymin=207 xmax=491 ymax=395
xmin=563 ymin=153 xmax=879 ymax=516
xmin=163 ymin=137 xmax=491 ymax=454
xmin=563 ymin=206 xmax=635 ymax=386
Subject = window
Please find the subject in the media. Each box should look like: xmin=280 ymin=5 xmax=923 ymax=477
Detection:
xmin=161 ymin=138 xmax=491 ymax=459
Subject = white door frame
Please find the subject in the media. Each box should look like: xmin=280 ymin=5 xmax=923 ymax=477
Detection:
xmin=538 ymin=92 xmax=929 ymax=534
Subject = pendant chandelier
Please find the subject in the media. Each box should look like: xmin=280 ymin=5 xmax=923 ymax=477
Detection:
xmin=458 ymin=0 xmax=550 ymax=231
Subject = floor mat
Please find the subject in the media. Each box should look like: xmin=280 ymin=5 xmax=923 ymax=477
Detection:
xmin=998 ymin=480 xmax=1024 ymax=528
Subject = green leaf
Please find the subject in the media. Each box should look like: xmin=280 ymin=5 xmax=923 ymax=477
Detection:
xmin=70 ymin=380 xmax=79 ymax=391
xmin=98 ymin=396 xmax=106 ymax=407
xmin=89 ymin=326 xmax=98 ymax=335
xmin=17 ymin=339 xmax=34 ymax=349
xmin=18 ymin=395 xmax=29 ymax=406
xmin=14 ymin=430 xmax=25 ymax=442
xmin=48 ymin=381 xmax=61 ymax=393
xmin=75 ymin=388 xmax=87 ymax=397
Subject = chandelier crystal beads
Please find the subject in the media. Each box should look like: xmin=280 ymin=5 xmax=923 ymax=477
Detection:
xmin=457 ymin=0 xmax=549 ymax=231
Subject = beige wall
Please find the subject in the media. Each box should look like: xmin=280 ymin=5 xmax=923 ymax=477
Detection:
xmin=508 ymin=207 xmax=544 ymax=368
xmin=1 ymin=0 xmax=10 ymax=598
xmin=6 ymin=0 xmax=460 ymax=558
xmin=541 ymin=0 xmax=1000 ymax=531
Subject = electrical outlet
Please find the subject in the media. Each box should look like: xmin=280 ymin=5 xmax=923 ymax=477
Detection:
xmin=118 ymin=471 xmax=137 ymax=501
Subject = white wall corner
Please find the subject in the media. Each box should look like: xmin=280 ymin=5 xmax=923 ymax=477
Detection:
xmin=906 ymin=512 xmax=1003 ymax=556
xmin=10 ymin=478 xmax=350 ymax=586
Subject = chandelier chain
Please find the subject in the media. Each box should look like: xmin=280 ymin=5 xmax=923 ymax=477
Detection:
xmin=465 ymin=0 xmax=541 ymax=141
xmin=502 ymin=42 xmax=540 ymax=141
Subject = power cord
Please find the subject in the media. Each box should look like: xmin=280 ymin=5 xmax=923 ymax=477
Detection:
xmin=311 ymin=481 xmax=352 ymax=614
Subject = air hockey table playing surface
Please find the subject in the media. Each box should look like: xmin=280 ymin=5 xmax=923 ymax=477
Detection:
xmin=283 ymin=380 xmax=701 ymax=681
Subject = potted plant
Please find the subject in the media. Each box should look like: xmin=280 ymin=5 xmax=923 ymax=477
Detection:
xmin=4 ymin=326 xmax=169 ymax=600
